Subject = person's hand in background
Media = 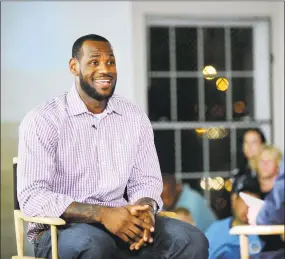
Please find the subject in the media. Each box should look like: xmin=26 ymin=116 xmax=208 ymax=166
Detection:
xmin=247 ymin=203 xmax=263 ymax=225
xmin=239 ymin=192 xmax=264 ymax=225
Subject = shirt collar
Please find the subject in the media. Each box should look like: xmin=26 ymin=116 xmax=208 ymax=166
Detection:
xmin=67 ymin=83 xmax=123 ymax=117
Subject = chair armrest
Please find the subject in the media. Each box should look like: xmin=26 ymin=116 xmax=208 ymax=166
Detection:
xmin=230 ymin=225 xmax=285 ymax=236
xmin=22 ymin=215 xmax=66 ymax=226
xmin=158 ymin=211 xmax=179 ymax=219
xmin=15 ymin=210 xmax=66 ymax=226
xmin=12 ymin=256 xmax=46 ymax=259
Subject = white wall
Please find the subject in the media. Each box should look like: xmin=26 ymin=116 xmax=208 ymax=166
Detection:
xmin=132 ymin=1 xmax=284 ymax=152
xmin=1 ymin=1 xmax=134 ymax=122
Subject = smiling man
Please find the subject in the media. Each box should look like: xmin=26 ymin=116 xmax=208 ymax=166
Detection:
xmin=17 ymin=34 xmax=209 ymax=259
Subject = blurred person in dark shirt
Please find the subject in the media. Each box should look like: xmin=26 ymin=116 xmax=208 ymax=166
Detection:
xmin=234 ymin=128 xmax=266 ymax=180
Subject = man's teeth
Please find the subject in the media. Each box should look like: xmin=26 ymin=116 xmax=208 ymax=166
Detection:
xmin=96 ymin=80 xmax=110 ymax=83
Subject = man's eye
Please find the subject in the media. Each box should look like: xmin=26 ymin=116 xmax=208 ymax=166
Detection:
xmin=91 ymin=61 xmax=99 ymax=65
xmin=108 ymin=61 xmax=115 ymax=65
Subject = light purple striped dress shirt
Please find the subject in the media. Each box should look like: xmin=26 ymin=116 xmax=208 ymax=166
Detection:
xmin=17 ymin=84 xmax=163 ymax=243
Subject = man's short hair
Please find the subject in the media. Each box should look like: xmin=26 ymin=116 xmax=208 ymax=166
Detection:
xmin=72 ymin=34 xmax=109 ymax=59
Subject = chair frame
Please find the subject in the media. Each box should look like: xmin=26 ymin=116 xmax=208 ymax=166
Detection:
xmin=12 ymin=157 xmax=66 ymax=259
xmin=12 ymin=157 xmax=178 ymax=259
xmin=230 ymin=224 xmax=285 ymax=259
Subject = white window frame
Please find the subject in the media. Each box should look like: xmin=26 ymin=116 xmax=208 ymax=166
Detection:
xmin=146 ymin=17 xmax=272 ymax=200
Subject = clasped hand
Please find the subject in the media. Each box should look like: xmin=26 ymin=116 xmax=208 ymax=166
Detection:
xmin=101 ymin=204 xmax=155 ymax=251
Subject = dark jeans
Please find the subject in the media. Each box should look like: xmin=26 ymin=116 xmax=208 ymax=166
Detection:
xmin=34 ymin=216 xmax=209 ymax=259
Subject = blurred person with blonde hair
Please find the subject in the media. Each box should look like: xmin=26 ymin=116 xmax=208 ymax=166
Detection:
xmin=247 ymin=145 xmax=284 ymax=258
xmin=173 ymin=207 xmax=196 ymax=226
xmin=255 ymin=144 xmax=282 ymax=194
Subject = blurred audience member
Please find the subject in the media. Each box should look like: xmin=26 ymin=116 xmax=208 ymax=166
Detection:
xmin=247 ymin=146 xmax=284 ymax=258
xmin=161 ymin=174 xmax=216 ymax=232
xmin=256 ymin=145 xmax=282 ymax=195
xmin=173 ymin=207 xmax=196 ymax=226
xmin=205 ymin=175 xmax=263 ymax=259
xmin=248 ymin=145 xmax=283 ymax=225
xmin=234 ymin=128 xmax=266 ymax=180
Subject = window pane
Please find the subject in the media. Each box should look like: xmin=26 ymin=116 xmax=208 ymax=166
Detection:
xmin=209 ymin=128 xmax=231 ymax=171
xmin=148 ymin=78 xmax=171 ymax=121
xmin=181 ymin=130 xmax=203 ymax=172
xmin=205 ymin=79 xmax=227 ymax=121
xmin=149 ymin=27 xmax=170 ymax=71
xmin=177 ymin=78 xmax=199 ymax=121
xmin=154 ymin=130 xmax=175 ymax=174
xmin=204 ymin=28 xmax=226 ymax=71
xmin=232 ymin=78 xmax=254 ymax=120
xmin=231 ymin=28 xmax=253 ymax=71
xmin=175 ymin=27 xmax=198 ymax=71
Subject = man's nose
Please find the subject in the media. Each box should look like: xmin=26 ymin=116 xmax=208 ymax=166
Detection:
xmin=97 ymin=62 xmax=112 ymax=74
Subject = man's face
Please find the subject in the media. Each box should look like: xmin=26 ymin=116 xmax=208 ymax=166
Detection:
xmin=231 ymin=192 xmax=259 ymax=224
xmin=243 ymin=131 xmax=263 ymax=160
xmin=161 ymin=181 xmax=177 ymax=210
xmin=73 ymin=40 xmax=117 ymax=101
xmin=257 ymin=151 xmax=278 ymax=193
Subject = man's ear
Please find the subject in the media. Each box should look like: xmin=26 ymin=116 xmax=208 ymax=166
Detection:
xmin=69 ymin=58 xmax=79 ymax=76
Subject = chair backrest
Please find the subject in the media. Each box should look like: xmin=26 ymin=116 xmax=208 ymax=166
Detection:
xmin=13 ymin=157 xmax=20 ymax=210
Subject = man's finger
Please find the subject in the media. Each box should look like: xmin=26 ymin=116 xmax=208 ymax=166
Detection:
xmin=131 ymin=216 xmax=154 ymax=232
xmin=129 ymin=205 xmax=150 ymax=216
xmin=128 ymin=224 xmax=144 ymax=239
xmin=130 ymin=242 xmax=137 ymax=250
xmin=120 ymin=233 xmax=132 ymax=244
xmin=143 ymin=229 xmax=150 ymax=242
xmin=125 ymin=229 xmax=141 ymax=242
xmin=135 ymin=238 xmax=145 ymax=250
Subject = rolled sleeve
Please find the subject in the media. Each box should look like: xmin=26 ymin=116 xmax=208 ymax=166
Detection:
xmin=127 ymin=113 xmax=163 ymax=211
xmin=17 ymin=111 xmax=74 ymax=218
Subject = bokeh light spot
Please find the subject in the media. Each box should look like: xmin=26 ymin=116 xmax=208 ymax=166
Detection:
xmin=216 ymin=77 xmax=229 ymax=91
xmin=203 ymin=65 xmax=217 ymax=80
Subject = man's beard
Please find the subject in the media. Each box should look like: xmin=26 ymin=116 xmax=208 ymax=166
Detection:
xmin=79 ymin=73 xmax=116 ymax=101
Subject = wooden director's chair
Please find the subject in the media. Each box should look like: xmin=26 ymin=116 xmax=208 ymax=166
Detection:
xmin=12 ymin=157 xmax=178 ymax=259
xmin=230 ymin=221 xmax=285 ymax=259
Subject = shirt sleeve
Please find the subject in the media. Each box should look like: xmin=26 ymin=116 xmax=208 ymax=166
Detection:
xmin=127 ymin=112 xmax=163 ymax=211
xmin=17 ymin=110 xmax=74 ymax=218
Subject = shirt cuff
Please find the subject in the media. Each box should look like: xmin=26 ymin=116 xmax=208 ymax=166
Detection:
xmin=41 ymin=194 xmax=74 ymax=218
xmin=128 ymin=190 xmax=163 ymax=213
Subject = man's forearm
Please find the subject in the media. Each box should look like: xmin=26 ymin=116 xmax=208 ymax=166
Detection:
xmin=61 ymin=201 xmax=106 ymax=223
